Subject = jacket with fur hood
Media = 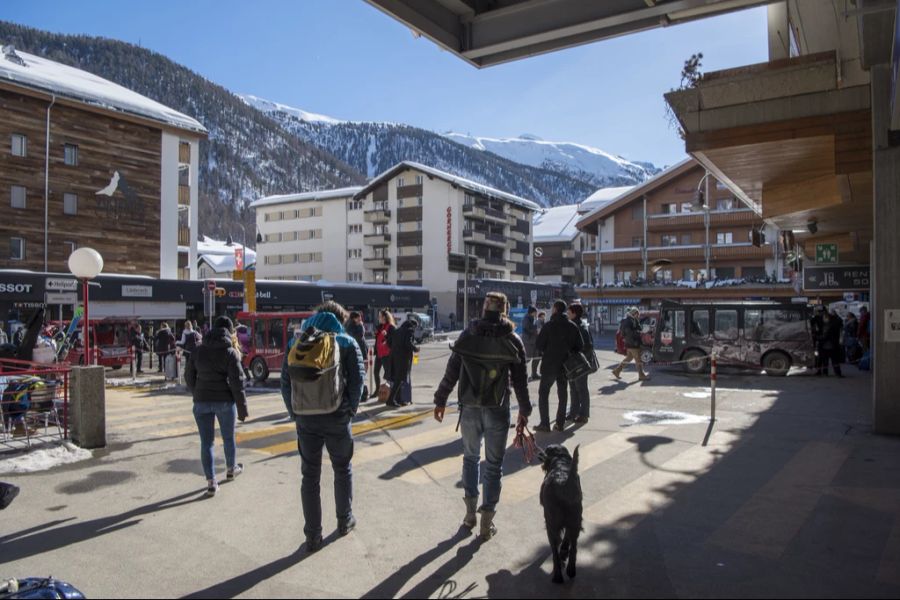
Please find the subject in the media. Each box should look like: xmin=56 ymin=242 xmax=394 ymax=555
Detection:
xmin=433 ymin=316 xmax=532 ymax=416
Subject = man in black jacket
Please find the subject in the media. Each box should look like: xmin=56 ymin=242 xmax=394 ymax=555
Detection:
xmin=185 ymin=316 xmax=248 ymax=497
xmin=386 ymin=315 xmax=419 ymax=407
xmin=613 ymin=307 xmax=649 ymax=381
xmin=433 ymin=292 xmax=531 ymax=540
xmin=535 ymin=300 xmax=584 ymax=432
xmin=521 ymin=306 xmax=539 ymax=381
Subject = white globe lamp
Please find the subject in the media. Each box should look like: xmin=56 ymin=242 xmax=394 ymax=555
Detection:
xmin=68 ymin=248 xmax=104 ymax=366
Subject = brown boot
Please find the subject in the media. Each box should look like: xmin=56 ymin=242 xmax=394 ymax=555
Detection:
xmin=462 ymin=497 xmax=478 ymax=530
xmin=611 ymin=368 xmax=622 ymax=379
xmin=478 ymin=508 xmax=497 ymax=541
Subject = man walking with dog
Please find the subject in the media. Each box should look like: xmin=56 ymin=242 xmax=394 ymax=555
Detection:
xmin=433 ymin=292 xmax=531 ymax=541
xmin=281 ymin=301 xmax=366 ymax=553
xmin=535 ymin=300 xmax=584 ymax=432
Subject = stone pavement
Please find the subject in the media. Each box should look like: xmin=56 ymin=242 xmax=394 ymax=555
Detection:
xmin=1 ymin=338 xmax=899 ymax=598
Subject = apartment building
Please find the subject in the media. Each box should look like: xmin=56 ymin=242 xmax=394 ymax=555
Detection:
xmin=252 ymin=162 xmax=539 ymax=323
xmin=0 ymin=45 xmax=205 ymax=279
xmin=533 ymin=204 xmax=590 ymax=285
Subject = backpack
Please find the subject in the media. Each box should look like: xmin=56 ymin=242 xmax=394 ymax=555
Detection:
xmin=288 ymin=327 xmax=344 ymax=415
xmin=451 ymin=333 xmax=520 ymax=408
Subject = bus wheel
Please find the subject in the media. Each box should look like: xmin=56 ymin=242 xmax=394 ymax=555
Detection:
xmin=683 ymin=350 xmax=707 ymax=375
xmin=763 ymin=352 xmax=791 ymax=377
xmin=250 ymin=358 xmax=269 ymax=382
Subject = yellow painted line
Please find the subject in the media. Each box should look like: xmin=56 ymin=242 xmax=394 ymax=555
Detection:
xmin=502 ymin=425 xmax=661 ymax=504
xmin=235 ymin=423 xmax=295 ymax=443
xmin=707 ymin=441 xmax=849 ymax=559
xmin=583 ymin=430 xmax=743 ymax=527
xmin=112 ymin=406 xmax=289 ymax=437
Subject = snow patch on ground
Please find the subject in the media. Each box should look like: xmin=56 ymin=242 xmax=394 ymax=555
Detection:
xmin=623 ymin=410 xmax=709 ymax=426
xmin=0 ymin=442 xmax=92 ymax=474
xmin=682 ymin=391 xmax=712 ymax=399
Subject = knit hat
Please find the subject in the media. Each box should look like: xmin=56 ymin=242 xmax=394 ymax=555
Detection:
xmin=483 ymin=292 xmax=510 ymax=316
xmin=214 ymin=316 xmax=234 ymax=332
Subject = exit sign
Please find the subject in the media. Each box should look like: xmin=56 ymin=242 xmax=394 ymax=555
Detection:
xmin=816 ymin=243 xmax=838 ymax=264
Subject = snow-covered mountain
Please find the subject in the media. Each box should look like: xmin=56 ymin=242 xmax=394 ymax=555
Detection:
xmin=242 ymin=94 xmax=659 ymax=208
xmin=444 ymin=132 xmax=657 ymax=190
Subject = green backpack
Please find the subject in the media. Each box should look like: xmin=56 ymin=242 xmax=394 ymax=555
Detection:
xmin=451 ymin=334 xmax=521 ymax=408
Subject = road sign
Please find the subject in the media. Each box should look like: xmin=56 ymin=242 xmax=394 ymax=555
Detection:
xmin=206 ymin=280 xmax=216 ymax=291
xmin=803 ymin=265 xmax=869 ymax=292
xmin=816 ymin=243 xmax=838 ymax=264
xmin=45 ymin=292 xmax=77 ymax=305
xmin=232 ymin=270 xmax=244 ymax=281
xmin=235 ymin=247 xmax=244 ymax=271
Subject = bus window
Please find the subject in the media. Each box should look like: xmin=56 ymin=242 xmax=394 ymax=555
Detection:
xmin=690 ymin=310 xmax=710 ymax=338
xmin=254 ymin=319 xmax=265 ymax=349
xmin=287 ymin=318 xmax=304 ymax=339
xmin=714 ymin=310 xmax=739 ymax=340
xmin=269 ymin=318 xmax=284 ymax=350
xmin=744 ymin=309 xmax=762 ymax=340
xmin=761 ymin=310 xmax=809 ymax=341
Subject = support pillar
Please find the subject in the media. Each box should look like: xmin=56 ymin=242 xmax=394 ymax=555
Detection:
xmin=871 ymin=64 xmax=900 ymax=435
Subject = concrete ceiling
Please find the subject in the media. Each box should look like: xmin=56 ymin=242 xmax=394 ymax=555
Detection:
xmin=365 ymin=0 xmax=781 ymax=67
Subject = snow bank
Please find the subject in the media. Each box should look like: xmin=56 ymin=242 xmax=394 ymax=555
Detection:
xmin=0 ymin=442 xmax=92 ymax=474
xmin=623 ymin=410 xmax=709 ymax=426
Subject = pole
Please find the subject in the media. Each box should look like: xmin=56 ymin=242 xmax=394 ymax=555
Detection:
xmin=82 ymin=278 xmax=90 ymax=367
xmin=705 ymin=172 xmax=711 ymax=278
xmin=642 ymin=195 xmax=648 ymax=279
xmin=463 ymin=245 xmax=469 ymax=326
xmin=710 ymin=350 xmax=717 ymax=422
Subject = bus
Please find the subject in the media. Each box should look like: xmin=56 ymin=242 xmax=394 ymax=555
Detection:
xmin=652 ymin=301 xmax=816 ymax=376
xmin=235 ymin=311 xmax=313 ymax=381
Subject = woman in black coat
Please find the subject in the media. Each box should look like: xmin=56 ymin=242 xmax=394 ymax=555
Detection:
xmin=386 ymin=316 xmax=420 ymax=407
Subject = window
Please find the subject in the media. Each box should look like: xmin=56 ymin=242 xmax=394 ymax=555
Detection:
xmin=11 ymin=134 xmax=26 ymax=157
xmin=269 ymin=318 xmax=284 ymax=350
xmin=9 ymin=237 xmax=24 ymax=260
xmin=348 ymin=272 xmax=363 ymax=283
xmin=178 ymin=164 xmax=190 ymax=187
xmin=374 ymin=200 xmax=388 ymax=211
xmin=744 ymin=309 xmax=762 ymax=340
xmin=716 ymin=232 xmax=734 ymax=245
xmin=761 ymin=310 xmax=808 ymax=341
xmin=464 ymin=193 xmax=475 ymax=206
xmin=298 ymin=229 xmax=322 ymax=240
xmin=681 ymin=202 xmax=692 ymax=213
xmin=348 ymin=248 xmax=362 ymax=259
xmin=681 ymin=233 xmax=692 ymax=245
xmin=715 ymin=310 xmax=739 ymax=340
xmin=374 ymin=224 xmax=389 ymax=235
xmin=64 ymin=193 xmax=78 ymax=215
xmin=660 ymin=203 xmax=677 ymax=215
xmin=415 ymin=175 xmax=423 ymax=185
xmin=64 ymin=144 xmax=78 ymax=166
xmin=661 ymin=234 xmax=678 ymax=246
xmin=65 ymin=241 xmax=76 ymax=256
xmin=655 ymin=269 xmax=673 ymax=282
xmin=714 ymin=266 xmax=735 ymax=279
xmin=10 ymin=186 xmax=26 ymax=209
xmin=632 ymin=236 xmax=643 ymax=247
xmin=348 ymin=200 xmax=363 ymax=211
xmin=348 ymin=224 xmax=362 ymax=234
xmin=717 ymin=198 xmax=735 ymax=211
xmin=397 ymin=177 xmax=405 ymax=187
xmin=632 ymin=205 xmax=643 ymax=220
xmin=690 ymin=310 xmax=710 ymax=338
xmin=265 ymin=211 xmax=283 ymax=222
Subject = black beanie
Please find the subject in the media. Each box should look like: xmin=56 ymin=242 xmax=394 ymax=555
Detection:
xmin=214 ymin=316 xmax=234 ymax=332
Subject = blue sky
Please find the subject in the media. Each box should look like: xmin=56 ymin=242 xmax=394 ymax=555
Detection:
xmin=1 ymin=0 xmax=768 ymax=167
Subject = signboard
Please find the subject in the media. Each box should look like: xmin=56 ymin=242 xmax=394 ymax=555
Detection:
xmin=234 ymin=247 xmax=244 ymax=271
xmin=446 ymin=207 xmax=452 ymax=254
xmin=207 ymin=280 xmax=216 ymax=291
xmin=885 ymin=309 xmax=900 ymax=343
xmin=815 ymin=243 xmax=838 ymax=264
xmin=46 ymin=278 xmax=77 ymax=292
xmin=803 ymin=265 xmax=870 ymax=292
xmin=321 ymin=291 xmax=334 ymax=303
xmin=122 ymin=285 xmax=153 ymax=298
xmin=45 ymin=292 xmax=77 ymax=305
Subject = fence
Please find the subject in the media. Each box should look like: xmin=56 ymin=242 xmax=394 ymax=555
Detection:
xmin=0 ymin=358 xmax=71 ymax=450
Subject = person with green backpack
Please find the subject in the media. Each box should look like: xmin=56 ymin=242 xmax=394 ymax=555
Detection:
xmin=281 ymin=301 xmax=366 ymax=553
xmin=433 ymin=292 xmax=531 ymax=541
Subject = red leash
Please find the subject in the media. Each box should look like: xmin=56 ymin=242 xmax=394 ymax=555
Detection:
xmin=513 ymin=421 xmax=541 ymax=463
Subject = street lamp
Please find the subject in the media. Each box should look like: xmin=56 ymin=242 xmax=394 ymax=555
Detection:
xmin=695 ymin=170 xmax=713 ymax=279
xmin=68 ymin=248 xmax=103 ymax=366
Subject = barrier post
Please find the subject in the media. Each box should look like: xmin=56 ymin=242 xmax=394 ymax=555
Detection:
xmin=130 ymin=345 xmax=136 ymax=382
xmin=178 ymin=350 xmax=185 ymax=386
xmin=710 ymin=350 xmax=717 ymax=422
xmin=368 ymin=348 xmax=374 ymax=396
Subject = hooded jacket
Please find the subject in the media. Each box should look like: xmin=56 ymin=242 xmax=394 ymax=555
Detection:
xmin=433 ymin=316 xmax=532 ymax=416
xmin=280 ymin=311 xmax=366 ymax=418
xmin=536 ymin=312 xmax=584 ymax=373
xmin=388 ymin=319 xmax=419 ymax=381
xmin=185 ymin=327 xmax=248 ymax=418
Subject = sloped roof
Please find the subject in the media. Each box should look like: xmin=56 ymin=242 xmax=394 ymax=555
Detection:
xmin=578 ymin=185 xmax=635 ymax=214
xmin=533 ymin=204 xmax=581 ymax=243
xmin=250 ymin=186 xmax=364 ymax=209
xmin=0 ymin=45 xmax=206 ymax=134
xmin=354 ymin=161 xmax=540 ymax=211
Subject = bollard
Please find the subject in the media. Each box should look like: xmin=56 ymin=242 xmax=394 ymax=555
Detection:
xmin=368 ymin=347 xmax=374 ymax=396
xmin=130 ymin=345 xmax=136 ymax=382
xmin=710 ymin=350 xmax=717 ymax=422
xmin=178 ymin=351 xmax=185 ymax=386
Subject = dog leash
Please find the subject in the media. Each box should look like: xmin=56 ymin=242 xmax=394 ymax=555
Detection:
xmin=513 ymin=420 xmax=542 ymax=463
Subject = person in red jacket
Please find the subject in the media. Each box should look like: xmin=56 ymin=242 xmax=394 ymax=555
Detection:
xmin=371 ymin=309 xmax=396 ymax=398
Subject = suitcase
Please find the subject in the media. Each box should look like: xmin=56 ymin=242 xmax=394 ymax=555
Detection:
xmin=164 ymin=354 xmax=177 ymax=379
xmin=377 ymin=382 xmax=392 ymax=403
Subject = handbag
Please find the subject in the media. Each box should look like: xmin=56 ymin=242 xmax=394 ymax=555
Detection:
xmin=587 ymin=349 xmax=600 ymax=374
xmin=563 ymin=351 xmax=592 ymax=381
xmin=377 ymin=381 xmax=392 ymax=403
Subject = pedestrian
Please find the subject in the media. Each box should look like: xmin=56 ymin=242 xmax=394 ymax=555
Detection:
xmin=843 ymin=312 xmax=860 ymax=364
xmin=344 ymin=312 xmax=368 ymax=364
xmin=0 ymin=323 xmax=7 ymax=346
xmin=810 ymin=306 xmax=826 ymax=374
xmin=535 ymin=300 xmax=584 ymax=432
xmin=130 ymin=324 xmax=147 ymax=373
xmin=386 ymin=314 xmax=420 ymax=407
xmin=566 ymin=303 xmax=595 ymax=424
xmin=817 ymin=309 xmax=844 ymax=377
xmin=857 ymin=306 xmax=871 ymax=353
xmin=155 ymin=323 xmax=176 ymax=374
xmin=449 ymin=313 xmax=456 ymax=331
xmin=176 ymin=320 xmax=202 ymax=361
xmin=532 ymin=311 xmax=546 ymax=379
xmin=612 ymin=307 xmax=649 ymax=381
xmin=371 ymin=310 xmax=396 ymax=398
xmin=282 ymin=301 xmax=365 ymax=552
xmin=521 ymin=306 xmax=539 ymax=382
xmin=184 ymin=316 xmax=248 ymax=497
xmin=433 ymin=292 xmax=531 ymax=540
xmin=12 ymin=326 xmax=25 ymax=350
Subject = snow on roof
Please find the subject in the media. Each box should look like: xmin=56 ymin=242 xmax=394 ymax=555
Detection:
xmin=198 ymin=236 xmax=256 ymax=269
xmin=356 ymin=161 xmax=540 ymax=211
xmin=578 ymin=185 xmax=634 ymax=213
xmin=250 ymin=186 xmax=364 ymax=209
xmin=533 ymin=204 xmax=582 ymax=243
xmin=0 ymin=45 xmax=206 ymax=134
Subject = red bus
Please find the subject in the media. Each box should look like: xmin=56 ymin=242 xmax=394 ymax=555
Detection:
xmin=54 ymin=319 xmax=133 ymax=370
xmin=236 ymin=311 xmax=313 ymax=381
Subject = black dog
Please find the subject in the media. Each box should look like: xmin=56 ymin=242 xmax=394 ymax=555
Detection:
xmin=539 ymin=444 xmax=583 ymax=584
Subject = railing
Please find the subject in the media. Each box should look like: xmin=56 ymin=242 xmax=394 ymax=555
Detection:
xmin=1 ymin=358 xmax=71 ymax=449
xmin=364 ymin=257 xmax=391 ymax=269
xmin=178 ymin=185 xmax=190 ymax=206
xmin=364 ymin=233 xmax=391 ymax=245
xmin=364 ymin=209 xmax=391 ymax=223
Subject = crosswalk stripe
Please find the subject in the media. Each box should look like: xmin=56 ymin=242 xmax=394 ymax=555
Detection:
xmin=706 ymin=440 xmax=849 ymax=560
xmin=582 ymin=430 xmax=743 ymax=527
xmin=354 ymin=423 xmax=460 ymax=466
xmin=502 ymin=425 xmax=662 ymax=504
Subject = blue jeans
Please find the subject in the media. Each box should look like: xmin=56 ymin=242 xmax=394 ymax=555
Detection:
xmin=296 ymin=415 xmax=354 ymax=538
xmin=192 ymin=402 xmax=237 ymax=481
xmin=460 ymin=404 xmax=511 ymax=512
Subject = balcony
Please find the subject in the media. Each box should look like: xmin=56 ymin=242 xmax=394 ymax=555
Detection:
xmin=561 ymin=267 xmax=576 ymax=277
xmin=508 ymin=251 xmax=526 ymax=263
xmin=364 ymin=209 xmax=391 ymax=223
xmin=178 ymin=185 xmax=190 ymax=206
xmin=397 ymin=279 xmax=424 ymax=287
xmin=483 ymin=255 xmax=506 ymax=267
xmin=647 ymin=208 xmax=756 ymax=231
xmin=364 ymin=257 xmax=391 ymax=269
xmin=178 ymin=226 xmax=190 ymax=246
xmin=562 ymin=249 xmax=576 ymax=259
xmin=364 ymin=233 xmax=391 ymax=246
xmin=396 ymin=206 xmax=422 ymax=223
xmin=463 ymin=204 xmax=507 ymax=224
xmin=463 ymin=229 xmax=506 ymax=248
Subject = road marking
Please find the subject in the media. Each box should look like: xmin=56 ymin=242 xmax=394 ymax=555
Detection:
xmin=583 ymin=430 xmax=743 ymax=527
xmin=706 ymin=441 xmax=849 ymax=559
xmin=354 ymin=423 xmax=460 ymax=466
